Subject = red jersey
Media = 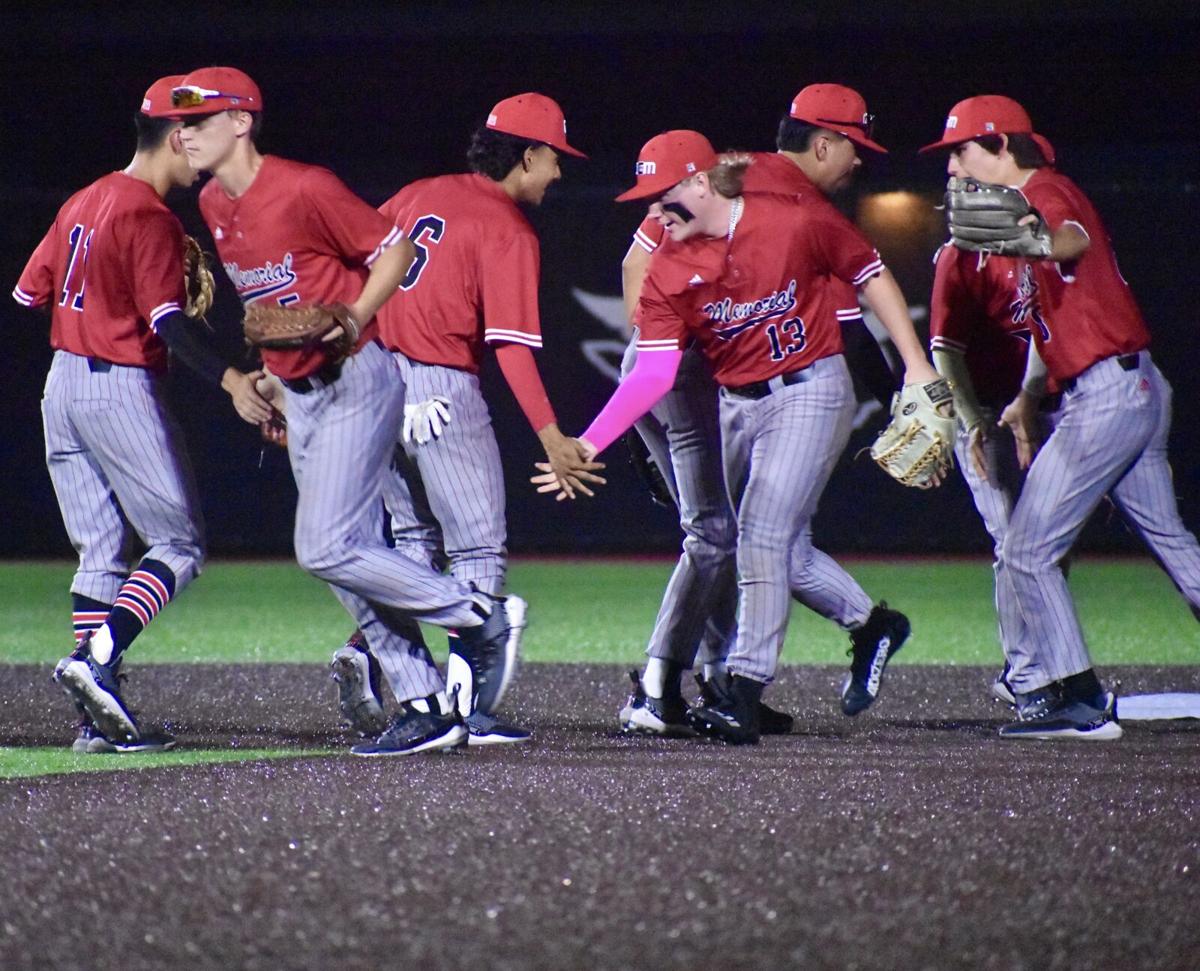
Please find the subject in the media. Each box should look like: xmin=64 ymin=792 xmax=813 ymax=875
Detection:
xmin=634 ymin=193 xmax=882 ymax=386
xmin=199 ymin=155 xmax=402 ymax=381
xmin=1020 ymin=168 xmax=1150 ymax=382
xmin=376 ymin=173 xmax=541 ymax=374
xmin=929 ymin=245 xmax=1042 ymax=407
xmin=13 ymin=172 xmax=185 ymax=371
xmin=632 ymin=153 xmax=864 ymax=326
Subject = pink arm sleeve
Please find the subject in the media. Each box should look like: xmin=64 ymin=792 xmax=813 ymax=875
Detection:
xmin=580 ymin=349 xmax=683 ymax=455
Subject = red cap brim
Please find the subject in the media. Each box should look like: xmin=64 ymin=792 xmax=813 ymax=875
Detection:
xmin=846 ymin=131 xmax=889 ymax=155
xmin=614 ymin=174 xmax=679 ymax=202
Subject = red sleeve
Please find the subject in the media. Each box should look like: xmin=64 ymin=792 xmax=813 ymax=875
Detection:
xmin=1022 ymin=178 xmax=1079 ymax=235
xmin=632 ymin=260 xmax=691 ymax=350
xmin=810 ymin=204 xmax=884 ymax=287
xmin=14 ymin=223 xmax=59 ymax=308
xmin=122 ymin=208 xmax=186 ymax=331
xmin=479 ymin=228 xmax=542 ymax=347
xmin=632 ymin=215 xmax=663 ymax=253
xmin=929 ymin=244 xmax=979 ymax=350
xmin=494 ymin=342 xmax=556 ymax=432
xmin=302 ymin=167 xmax=403 ymax=266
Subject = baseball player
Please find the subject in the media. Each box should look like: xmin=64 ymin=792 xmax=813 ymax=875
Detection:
xmin=617 ymin=89 xmax=915 ymax=737
xmin=329 ymin=92 xmax=603 ymax=746
xmin=12 ymin=75 xmax=276 ymax=753
xmin=541 ymin=131 xmax=938 ymax=743
xmin=923 ymin=95 xmax=1200 ymax=739
xmin=170 ymin=67 xmax=527 ymax=757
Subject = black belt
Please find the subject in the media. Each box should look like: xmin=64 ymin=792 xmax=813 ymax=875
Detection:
xmin=725 ymin=365 xmax=817 ymax=399
xmin=88 ymin=358 xmax=112 ymax=373
xmin=282 ymin=357 xmax=343 ymax=394
xmin=1059 ymin=353 xmax=1139 ymax=393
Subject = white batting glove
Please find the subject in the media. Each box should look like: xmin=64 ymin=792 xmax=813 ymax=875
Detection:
xmin=402 ymin=395 xmax=452 ymax=446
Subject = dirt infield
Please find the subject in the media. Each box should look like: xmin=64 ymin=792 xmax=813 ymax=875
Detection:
xmin=2 ymin=662 xmax=1198 ymax=971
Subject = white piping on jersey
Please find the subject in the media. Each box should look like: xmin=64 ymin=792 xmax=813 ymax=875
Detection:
xmin=148 ymin=301 xmax=182 ymax=331
xmin=836 ymin=307 xmax=863 ymax=321
xmin=633 ymin=229 xmax=658 ymax=253
xmin=851 ymin=257 xmax=885 ymax=287
xmin=930 ymin=335 xmax=967 ymax=352
xmin=12 ymin=285 xmax=35 ymax=306
xmin=483 ymin=328 xmax=543 ymax=348
xmin=365 ymin=225 xmax=405 ymax=267
xmin=635 ymin=338 xmax=681 ymax=352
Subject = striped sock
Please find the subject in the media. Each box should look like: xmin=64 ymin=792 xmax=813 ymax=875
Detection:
xmin=71 ymin=594 xmax=111 ymax=649
xmin=103 ymin=559 xmax=177 ymax=662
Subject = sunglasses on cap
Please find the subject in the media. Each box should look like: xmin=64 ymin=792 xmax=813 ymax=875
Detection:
xmin=171 ymin=86 xmax=242 ymax=108
xmin=817 ymin=112 xmax=876 ymax=139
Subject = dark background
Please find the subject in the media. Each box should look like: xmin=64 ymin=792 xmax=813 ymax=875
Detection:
xmin=2 ymin=2 xmax=1197 ymax=557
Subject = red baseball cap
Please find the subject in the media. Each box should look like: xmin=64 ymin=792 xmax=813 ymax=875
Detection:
xmin=920 ymin=94 xmax=1055 ymax=164
xmin=141 ymin=75 xmax=186 ymax=117
xmin=168 ymin=66 xmax=263 ymax=116
xmin=615 ymin=130 xmax=718 ymax=202
xmin=486 ymin=93 xmax=586 ymax=158
xmin=789 ymin=83 xmax=888 ymax=154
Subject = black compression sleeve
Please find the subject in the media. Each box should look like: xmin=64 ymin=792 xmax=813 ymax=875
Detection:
xmin=841 ymin=318 xmax=899 ymax=409
xmin=155 ymin=310 xmax=230 ymax=386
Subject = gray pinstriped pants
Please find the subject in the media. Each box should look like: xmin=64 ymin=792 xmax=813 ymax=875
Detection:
xmin=1000 ymin=353 xmax=1200 ymax=690
xmin=41 ymin=351 xmax=204 ymax=606
xmin=719 ymin=355 xmax=868 ymax=683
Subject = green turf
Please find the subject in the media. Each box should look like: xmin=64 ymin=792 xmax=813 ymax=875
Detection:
xmin=1 ymin=557 xmax=1197 ymax=666
xmin=0 ymin=746 xmax=336 ymax=779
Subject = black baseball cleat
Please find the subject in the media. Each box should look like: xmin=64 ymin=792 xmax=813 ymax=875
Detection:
xmin=85 ymin=727 xmax=178 ymax=754
xmin=331 ymin=631 xmax=388 ymax=737
xmin=841 ymin=603 xmax=911 ymax=716
xmin=999 ymin=685 xmax=1122 ymax=741
xmin=465 ymin=711 xmax=532 ymax=746
xmin=450 ymin=594 xmax=527 ymax=717
xmin=696 ymin=672 xmax=793 ymax=735
xmin=54 ymin=637 xmax=141 ymax=746
xmin=351 ymin=698 xmax=468 ymax=757
xmin=687 ymin=672 xmax=763 ymax=745
xmin=619 ymin=670 xmax=694 ymax=736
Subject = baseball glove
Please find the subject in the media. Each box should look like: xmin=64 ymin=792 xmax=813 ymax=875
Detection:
xmin=182 ymin=235 xmax=215 ymax=321
xmin=944 ymin=177 xmax=1053 ymax=258
xmin=869 ymin=378 xmax=957 ymax=489
xmin=623 ymin=428 xmax=676 ymax=510
xmin=243 ymin=303 xmax=360 ymax=355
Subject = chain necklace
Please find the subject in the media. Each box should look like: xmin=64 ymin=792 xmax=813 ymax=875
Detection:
xmin=727 ymin=196 xmax=744 ymax=241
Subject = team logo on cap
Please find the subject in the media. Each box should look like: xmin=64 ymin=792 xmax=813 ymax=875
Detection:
xmin=685 ymin=162 xmax=697 ymax=172
xmin=985 ymin=122 xmax=995 ymax=131
xmin=487 ymin=113 xmax=498 ymax=126
xmin=635 ymin=161 xmax=657 ymax=175
xmin=946 ymin=115 xmax=958 ymax=129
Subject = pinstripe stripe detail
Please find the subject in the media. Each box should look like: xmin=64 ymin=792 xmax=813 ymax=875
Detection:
xmin=13 ymin=285 xmax=36 ymax=306
xmin=365 ymin=225 xmax=404 ymax=266
xmin=483 ymin=329 xmax=542 ymax=347
xmin=851 ymin=258 xmax=885 ymax=286
xmin=148 ymin=302 xmax=182 ymax=330
xmin=633 ymin=229 xmax=659 ymax=253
